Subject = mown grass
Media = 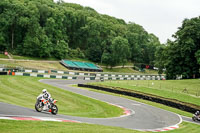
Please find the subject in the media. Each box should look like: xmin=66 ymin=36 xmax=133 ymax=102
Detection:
xmin=0 ymin=55 xmax=158 ymax=74
xmin=90 ymin=80 xmax=200 ymax=106
xmin=0 ymin=75 xmax=123 ymax=118
xmin=11 ymin=54 xmax=59 ymax=61
xmin=0 ymin=60 xmax=67 ymax=70
xmin=74 ymin=85 xmax=193 ymax=117
xmin=0 ymin=54 xmax=8 ymax=59
xmin=103 ymin=67 xmax=139 ymax=73
xmin=0 ymin=120 xmax=199 ymax=133
xmin=102 ymin=67 xmax=158 ymax=74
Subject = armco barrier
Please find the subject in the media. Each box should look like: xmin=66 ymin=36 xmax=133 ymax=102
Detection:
xmin=0 ymin=72 xmax=7 ymax=75
xmin=0 ymin=67 xmax=166 ymax=80
xmin=0 ymin=68 xmax=95 ymax=76
xmin=78 ymin=84 xmax=200 ymax=113
xmin=12 ymin=72 xmax=77 ymax=80
xmin=84 ymin=76 xmax=164 ymax=80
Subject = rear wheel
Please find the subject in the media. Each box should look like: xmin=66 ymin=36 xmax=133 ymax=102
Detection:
xmin=51 ymin=105 xmax=58 ymax=115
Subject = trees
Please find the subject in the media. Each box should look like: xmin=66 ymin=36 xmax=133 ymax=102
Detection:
xmin=155 ymin=17 xmax=200 ymax=79
xmin=173 ymin=17 xmax=200 ymax=78
xmin=0 ymin=0 xmax=160 ymax=67
xmin=102 ymin=36 xmax=130 ymax=67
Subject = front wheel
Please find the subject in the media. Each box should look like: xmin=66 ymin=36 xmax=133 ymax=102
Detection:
xmin=51 ymin=105 xmax=58 ymax=115
xmin=35 ymin=102 xmax=43 ymax=112
xmin=192 ymin=116 xmax=197 ymax=121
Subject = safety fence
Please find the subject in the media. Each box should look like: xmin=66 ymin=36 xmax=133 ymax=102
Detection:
xmin=84 ymin=75 xmax=165 ymax=80
xmin=8 ymin=72 xmax=77 ymax=79
xmin=0 ymin=67 xmax=165 ymax=80
xmin=0 ymin=68 xmax=94 ymax=76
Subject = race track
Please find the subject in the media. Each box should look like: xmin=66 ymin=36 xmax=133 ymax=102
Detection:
xmin=0 ymin=79 xmax=190 ymax=131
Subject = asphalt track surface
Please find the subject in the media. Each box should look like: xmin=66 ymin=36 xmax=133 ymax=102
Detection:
xmin=0 ymin=79 xmax=199 ymax=130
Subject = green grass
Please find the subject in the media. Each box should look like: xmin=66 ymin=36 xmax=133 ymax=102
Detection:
xmin=0 ymin=75 xmax=123 ymax=118
xmin=89 ymin=80 xmax=200 ymax=106
xmin=74 ymin=85 xmax=193 ymax=117
xmin=102 ymin=67 xmax=158 ymax=74
xmin=103 ymin=67 xmax=139 ymax=73
xmin=0 ymin=55 xmax=158 ymax=74
xmin=0 ymin=60 xmax=68 ymax=70
xmin=0 ymin=120 xmax=199 ymax=133
xmin=0 ymin=54 xmax=8 ymax=59
xmin=12 ymin=55 xmax=59 ymax=60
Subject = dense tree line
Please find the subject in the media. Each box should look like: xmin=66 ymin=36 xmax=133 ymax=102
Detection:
xmin=0 ymin=0 xmax=161 ymax=67
xmin=155 ymin=16 xmax=200 ymax=79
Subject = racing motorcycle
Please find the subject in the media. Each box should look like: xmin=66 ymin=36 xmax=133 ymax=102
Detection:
xmin=35 ymin=96 xmax=58 ymax=115
xmin=192 ymin=111 xmax=200 ymax=122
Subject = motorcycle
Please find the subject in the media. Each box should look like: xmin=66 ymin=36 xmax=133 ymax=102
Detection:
xmin=192 ymin=113 xmax=200 ymax=122
xmin=35 ymin=96 xmax=58 ymax=115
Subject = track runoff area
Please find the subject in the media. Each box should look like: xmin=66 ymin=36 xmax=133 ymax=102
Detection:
xmin=0 ymin=78 xmax=186 ymax=132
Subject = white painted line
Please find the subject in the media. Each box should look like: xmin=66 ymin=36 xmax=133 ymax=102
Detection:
xmin=96 ymin=74 xmax=101 ymax=76
xmin=68 ymin=77 xmax=72 ymax=80
xmin=95 ymin=77 xmax=100 ymax=80
xmin=25 ymin=70 xmax=32 ymax=73
xmin=84 ymin=78 xmax=90 ymax=80
xmin=57 ymin=71 xmax=64 ymax=74
xmin=38 ymin=118 xmax=61 ymax=122
xmin=0 ymin=115 xmax=81 ymax=123
xmin=0 ymin=117 xmax=15 ymax=120
xmin=30 ymin=73 xmax=37 ymax=77
xmin=43 ymin=75 xmax=50 ymax=78
xmin=79 ymin=73 xmax=84 ymax=76
xmin=132 ymin=103 xmax=141 ymax=106
xmin=38 ymin=70 xmax=45 ymax=73
xmin=56 ymin=75 xmax=62 ymax=79
xmin=15 ymin=72 xmax=23 ymax=76
xmin=69 ymin=72 xmax=75 ymax=75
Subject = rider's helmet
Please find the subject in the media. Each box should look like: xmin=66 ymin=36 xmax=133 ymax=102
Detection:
xmin=197 ymin=111 xmax=200 ymax=114
xmin=43 ymin=93 xmax=48 ymax=99
xmin=42 ymin=89 xmax=47 ymax=94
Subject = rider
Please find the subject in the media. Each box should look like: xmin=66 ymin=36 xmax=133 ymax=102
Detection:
xmin=195 ymin=111 xmax=200 ymax=117
xmin=38 ymin=89 xmax=53 ymax=108
xmin=42 ymin=89 xmax=51 ymax=100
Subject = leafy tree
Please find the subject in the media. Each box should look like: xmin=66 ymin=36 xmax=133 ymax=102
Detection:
xmin=146 ymin=34 xmax=161 ymax=65
xmin=156 ymin=17 xmax=200 ymax=79
xmin=54 ymin=40 xmax=69 ymax=59
xmin=102 ymin=36 xmax=130 ymax=67
xmin=0 ymin=0 xmax=161 ymax=66
xmin=155 ymin=44 xmax=166 ymax=74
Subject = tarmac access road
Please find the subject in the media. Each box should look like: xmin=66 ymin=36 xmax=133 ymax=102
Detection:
xmin=1 ymin=79 xmax=198 ymax=131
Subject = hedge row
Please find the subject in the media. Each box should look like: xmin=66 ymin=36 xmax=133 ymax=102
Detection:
xmin=78 ymin=84 xmax=200 ymax=113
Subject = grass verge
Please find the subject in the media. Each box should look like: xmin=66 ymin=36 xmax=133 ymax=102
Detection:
xmin=0 ymin=75 xmax=123 ymax=118
xmin=102 ymin=67 xmax=158 ymax=74
xmin=0 ymin=120 xmax=200 ymax=133
xmin=0 ymin=60 xmax=67 ymax=70
xmin=0 ymin=57 xmax=158 ymax=74
xmin=0 ymin=54 xmax=8 ymax=59
xmin=73 ymin=85 xmax=193 ymax=117
xmin=89 ymin=80 xmax=200 ymax=106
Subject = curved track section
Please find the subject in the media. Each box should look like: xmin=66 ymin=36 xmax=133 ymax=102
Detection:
xmin=0 ymin=79 xmax=182 ymax=131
